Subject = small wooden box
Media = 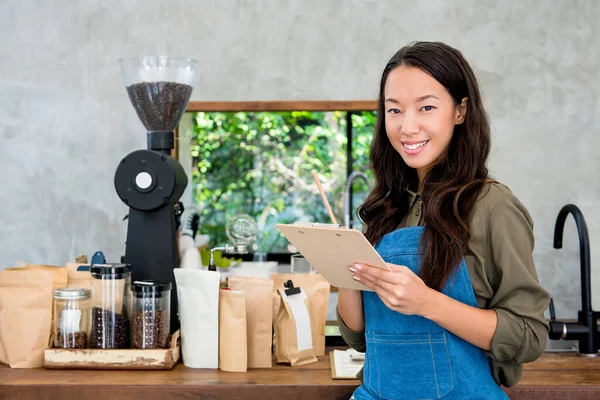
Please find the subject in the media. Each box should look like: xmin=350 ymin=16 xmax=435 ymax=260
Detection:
xmin=44 ymin=330 xmax=180 ymax=370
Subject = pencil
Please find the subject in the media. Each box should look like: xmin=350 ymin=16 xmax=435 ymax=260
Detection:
xmin=312 ymin=171 xmax=338 ymax=225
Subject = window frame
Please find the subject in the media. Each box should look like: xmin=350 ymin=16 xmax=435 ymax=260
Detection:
xmin=176 ymin=101 xmax=377 ymax=262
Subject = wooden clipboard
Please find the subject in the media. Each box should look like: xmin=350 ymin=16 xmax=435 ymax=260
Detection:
xmin=276 ymin=223 xmax=390 ymax=291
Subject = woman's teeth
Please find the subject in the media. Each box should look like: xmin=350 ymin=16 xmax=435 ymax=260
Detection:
xmin=403 ymin=140 xmax=428 ymax=150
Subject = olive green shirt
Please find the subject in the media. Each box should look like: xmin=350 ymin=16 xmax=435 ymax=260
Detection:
xmin=337 ymin=182 xmax=550 ymax=387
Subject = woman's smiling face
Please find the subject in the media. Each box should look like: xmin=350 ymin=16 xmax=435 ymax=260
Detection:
xmin=383 ymin=65 xmax=467 ymax=181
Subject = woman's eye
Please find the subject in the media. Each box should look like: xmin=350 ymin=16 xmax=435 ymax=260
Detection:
xmin=387 ymin=108 xmax=401 ymax=115
xmin=420 ymin=105 xmax=435 ymax=111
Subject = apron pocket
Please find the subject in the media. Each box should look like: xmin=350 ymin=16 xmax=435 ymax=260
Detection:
xmin=365 ymin=331 xmax=454 ymax=400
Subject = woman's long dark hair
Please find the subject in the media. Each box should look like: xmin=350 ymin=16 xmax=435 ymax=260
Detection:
xmin=358 ymin=42 xmax=491 ymax=291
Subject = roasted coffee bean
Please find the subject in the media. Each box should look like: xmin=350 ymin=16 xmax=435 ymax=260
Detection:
xmin=56 ymin=332 xmax=88 ymax=349
xmin=125 ymin=82 xmax=193 ymax=131
xmin=90 ymin=307 xmax=129 ymax=349
xmin=131 ymin=310 xmax=170 ymax=349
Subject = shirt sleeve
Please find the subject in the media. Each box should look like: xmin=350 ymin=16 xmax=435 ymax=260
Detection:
xmin=486 ymin=191 xmax=550 ymax=366
xmin=336 ymin=306 xmax=367 ymax=353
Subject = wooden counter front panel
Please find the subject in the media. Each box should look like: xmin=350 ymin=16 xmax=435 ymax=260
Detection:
xmin=2 ymin=352 xmax=600 ymax=399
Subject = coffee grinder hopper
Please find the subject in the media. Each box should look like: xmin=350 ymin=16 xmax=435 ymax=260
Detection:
xmin=114 ymin=56 xmax=198 ymax=333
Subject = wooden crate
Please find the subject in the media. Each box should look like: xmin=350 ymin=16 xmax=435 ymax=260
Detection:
xmin=44 ymin=330 xmax=180 ymax=370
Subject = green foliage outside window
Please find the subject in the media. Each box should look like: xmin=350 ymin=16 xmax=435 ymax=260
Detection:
xmin=190 ymin=111 xmax=376 ymax=252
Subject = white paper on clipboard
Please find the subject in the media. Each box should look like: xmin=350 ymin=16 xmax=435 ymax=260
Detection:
xmin=276 ymin=223 xmax=391 ymax=291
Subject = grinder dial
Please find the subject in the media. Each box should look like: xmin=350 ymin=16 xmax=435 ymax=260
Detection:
xmin=114 ymin=149 xmax=177 ymax=211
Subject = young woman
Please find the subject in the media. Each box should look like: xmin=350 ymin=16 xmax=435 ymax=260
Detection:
xmin=337 ymin=42 xmax=550 ymax=400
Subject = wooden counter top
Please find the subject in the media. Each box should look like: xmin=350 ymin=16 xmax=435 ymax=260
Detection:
xmin=1 ymin=351 xmax=599 ymax=399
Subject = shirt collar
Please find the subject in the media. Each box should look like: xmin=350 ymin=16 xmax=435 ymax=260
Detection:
xmin=406 ymin=187 xmax=421 ymax=203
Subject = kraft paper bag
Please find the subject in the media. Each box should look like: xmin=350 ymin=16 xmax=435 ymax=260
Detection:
xmin=219 ymin=288 xmax=247 ymax=372
xmin=227 ymin=276 xmax=274 ymax=368
xmin=175 ymin=268 xmax=221 ymax=369
xmin=65 ymin=263 xmax=91 ymax=289
xmin=275 ymin=287 xmax=317 ymax=366
xmin=0 ymin=267 xmax=25 ymax=365
xmin=0 ymin=336 xmax=6 ymax=365
xmin=0 ymin=269 xmax=53 ymax=368
xmin=0 ymin=288 xmax=7 ymax=365
xmin=271 ymin=273 xmax=330 ymax=356
xmin=24 ymin=264 xmax=68 ymax=292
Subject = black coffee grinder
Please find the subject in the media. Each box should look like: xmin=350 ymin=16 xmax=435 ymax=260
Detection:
xmin=114 ymin=56 xmax=198 ymax=333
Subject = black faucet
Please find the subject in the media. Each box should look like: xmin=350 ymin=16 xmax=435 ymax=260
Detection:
xmin=548 ymin=204 xmax=599 ymax=356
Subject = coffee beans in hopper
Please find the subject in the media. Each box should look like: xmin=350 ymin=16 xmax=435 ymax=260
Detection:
xmin=125 ymin=82 xmax=193 ymax=131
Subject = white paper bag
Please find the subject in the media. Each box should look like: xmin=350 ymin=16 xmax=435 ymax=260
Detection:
xmin=174 ymin=269 xmax=221 ymax=368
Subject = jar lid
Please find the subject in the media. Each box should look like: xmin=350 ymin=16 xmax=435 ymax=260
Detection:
xmin=132 ymin=280 xmax=172 ymax=297
xmin=54 ymin=288 xmax=91 ymax=300
xmin=91 ymin=263 xmax=130 ymax=277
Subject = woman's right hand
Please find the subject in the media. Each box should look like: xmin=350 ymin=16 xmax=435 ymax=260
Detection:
xmin=337 ymin=288 xmax=365 ymax=331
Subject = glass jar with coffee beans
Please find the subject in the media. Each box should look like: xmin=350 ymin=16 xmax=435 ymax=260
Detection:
xmin=131 ymin=280 xmax=171 ymax=349
xmin=90 ymin=263 xmax=131 ymax=349
xmin=53 ymin=288 xmax=91 ymax=349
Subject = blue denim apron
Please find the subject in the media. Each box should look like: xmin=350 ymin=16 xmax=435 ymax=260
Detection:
xmin=351 ymin=226 xmax=508 ymax=400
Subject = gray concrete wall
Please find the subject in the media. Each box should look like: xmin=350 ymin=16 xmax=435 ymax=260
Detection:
xmin=2 ymin=0 xmax=599 ymax=349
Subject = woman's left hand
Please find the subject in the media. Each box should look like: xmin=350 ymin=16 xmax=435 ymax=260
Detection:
xmin=350 ymin=263 xmax=438 ymax=317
